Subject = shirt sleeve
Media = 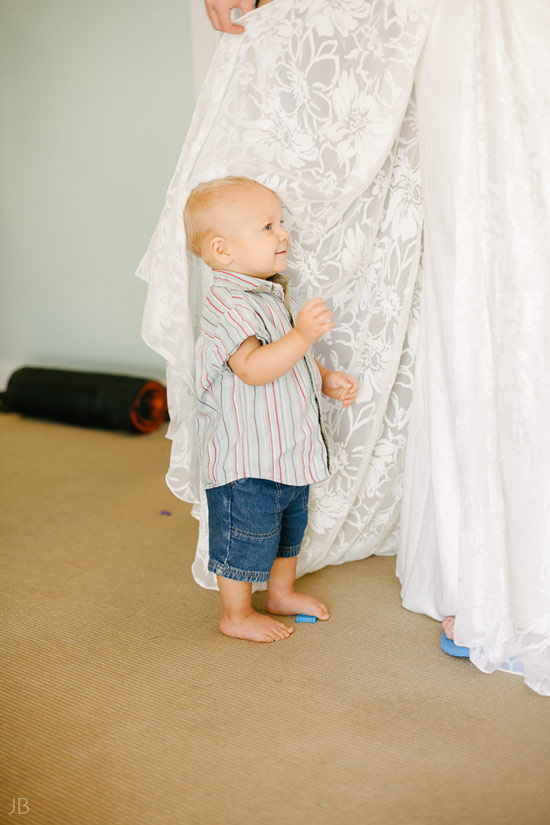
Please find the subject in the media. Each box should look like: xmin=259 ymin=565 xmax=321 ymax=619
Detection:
xmin=203 ymin=287 xmax=270 ymax=363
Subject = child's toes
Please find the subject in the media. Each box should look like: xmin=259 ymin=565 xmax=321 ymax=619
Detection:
xmin=276 ymin=623 xmax=293 ymax=638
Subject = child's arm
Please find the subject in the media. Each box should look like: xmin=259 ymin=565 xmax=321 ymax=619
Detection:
xmin=228 ymin=298 xmax=333 ymax=386
xmin=315 ymin=359 xmax=358 ymax=408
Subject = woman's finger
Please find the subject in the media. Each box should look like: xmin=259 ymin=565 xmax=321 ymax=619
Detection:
xmin=219 ymin=7 xmax=246 ymax=33
xmin=205 ymin=1 xmax=247 ymax=33
xmin=205 ymin=4 xmax=222 ymax=29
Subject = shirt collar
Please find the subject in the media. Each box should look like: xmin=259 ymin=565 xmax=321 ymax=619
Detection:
xmin=211 ymin=269 xmax=291 ymax=307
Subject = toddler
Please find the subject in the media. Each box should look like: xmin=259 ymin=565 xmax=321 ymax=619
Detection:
xmin=184 ymin=176 xmax=358 ymax=642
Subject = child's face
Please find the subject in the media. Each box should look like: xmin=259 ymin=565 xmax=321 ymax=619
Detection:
xmin=210 ymin=187 xmax=290 ymax=279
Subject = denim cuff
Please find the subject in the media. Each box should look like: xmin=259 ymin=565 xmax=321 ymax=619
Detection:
xmin=208 ymin=559 xmax=271 ymax=583
xmin=276 ymin=544 xmax=302 ymax=558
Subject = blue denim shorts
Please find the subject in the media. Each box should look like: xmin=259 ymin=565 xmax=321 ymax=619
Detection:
xmin=205 ymin=478 xmax=310 ymax=583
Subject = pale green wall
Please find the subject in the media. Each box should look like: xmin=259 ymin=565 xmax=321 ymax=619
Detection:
xmin=0 ymin=0 xmax=195 ymax=380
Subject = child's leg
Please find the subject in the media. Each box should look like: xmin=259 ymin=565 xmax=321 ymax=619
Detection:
xmin=266 ymin=557 xmax=330 ymax=620
xmin=266 ymin=486 xmax=330 ymax=620
xmin=217 ymin=575 xmax=293 ymax=642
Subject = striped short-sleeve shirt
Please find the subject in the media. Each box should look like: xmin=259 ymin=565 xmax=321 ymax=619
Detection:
xmin=196 ymin=269 xmax=331 ymax=489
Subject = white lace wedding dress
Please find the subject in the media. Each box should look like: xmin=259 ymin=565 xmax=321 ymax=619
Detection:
xmin=137 ymin=0 xmax=550 ymax=695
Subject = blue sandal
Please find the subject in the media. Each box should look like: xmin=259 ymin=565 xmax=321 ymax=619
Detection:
xmin=440 ymin=631 xmax=470 ymax=658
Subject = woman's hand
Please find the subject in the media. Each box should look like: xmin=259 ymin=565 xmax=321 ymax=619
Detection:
xmin=204 ymin=0 xmax=274 ymax=34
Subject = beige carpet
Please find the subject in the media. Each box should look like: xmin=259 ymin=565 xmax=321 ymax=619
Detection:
xmin=1 ymin=414 xmax=549 ymax=825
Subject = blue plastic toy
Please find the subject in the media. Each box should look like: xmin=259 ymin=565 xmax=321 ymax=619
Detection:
xmin=296 ymin=614 xmax=317 ymax=623
xmin=440 ymin=631 xmax=470 ymax=658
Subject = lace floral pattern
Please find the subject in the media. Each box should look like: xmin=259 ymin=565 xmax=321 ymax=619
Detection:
xmin=138 ymin=0 xmax=433 ymax=586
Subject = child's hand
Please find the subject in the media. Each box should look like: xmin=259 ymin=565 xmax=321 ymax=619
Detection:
xmin=321 ymin=371 xmax=358 ymax=407
xmin=295 ymin=298 xmax=334 ymax=346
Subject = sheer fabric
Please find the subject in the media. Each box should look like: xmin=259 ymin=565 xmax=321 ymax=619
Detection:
xmin=137 ymin=0 xmax=550 ymax=694
xmin=399 ymin=0 xmax=550 ymax=696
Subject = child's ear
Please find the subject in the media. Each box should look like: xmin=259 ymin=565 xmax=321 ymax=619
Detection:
xmin=209 ymin=236 xmax=232 ymax=265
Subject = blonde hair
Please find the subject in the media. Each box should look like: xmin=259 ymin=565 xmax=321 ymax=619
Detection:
xmin=183 ymin=176 xmax=272 ymax=258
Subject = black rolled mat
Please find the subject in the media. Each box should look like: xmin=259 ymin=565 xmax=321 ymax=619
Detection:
xmin=3 ymin=367 xmax=168 ymax=433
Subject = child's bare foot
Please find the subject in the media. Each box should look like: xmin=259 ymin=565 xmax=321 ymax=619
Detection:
xmin=266 ymin=592 xmax=330 ymax=621
xmin=442 ymin=616 xmax=455 ymax=640
xmin=219 ymin=610 xmax=294 ymax=642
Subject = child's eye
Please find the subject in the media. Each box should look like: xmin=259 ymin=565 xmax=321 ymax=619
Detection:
xmin=264 ymin=223 xmax=272 ymax=231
